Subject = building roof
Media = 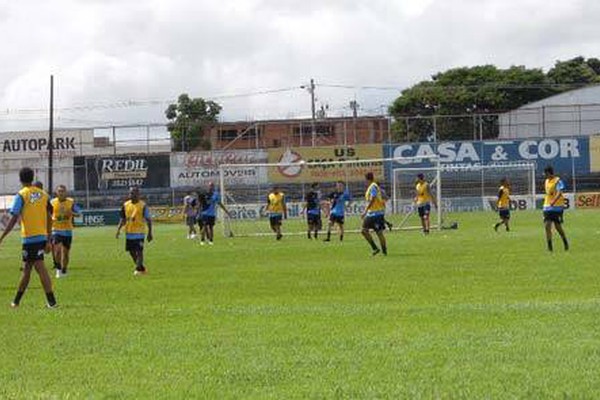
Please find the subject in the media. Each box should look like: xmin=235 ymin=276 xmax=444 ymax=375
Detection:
xmin=512 ymin=85 xmax=600 ymax=110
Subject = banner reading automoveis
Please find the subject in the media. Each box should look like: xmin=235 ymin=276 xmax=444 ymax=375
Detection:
xmin=170 ymin=150 xmax=268 ymax=188
xmin=74 ymin=155 xmax=170 ymax=190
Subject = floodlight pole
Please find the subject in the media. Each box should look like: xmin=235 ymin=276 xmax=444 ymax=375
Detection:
xmin=48 ymin=75 xmax=54 ymax=193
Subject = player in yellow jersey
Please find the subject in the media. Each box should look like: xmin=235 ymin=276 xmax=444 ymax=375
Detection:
xmin=0 ymin=167 xmax=58 ymax=308
xmin=116 ymin=186 xmax=154 ymax=275
xmin=266 ymin=186 xmax=287 ymax=240
xmin=414 ymin=173 xmax=437 ymax=235
xmin=494 ymin=178 xmax=511 ymax=232
xmin=543 ymin=166 xmax=569 ymax=252
xmin=361 ymin=172 xmax=387 ymax=256
xmin=50 ymin=185 xmax=82 ymax=278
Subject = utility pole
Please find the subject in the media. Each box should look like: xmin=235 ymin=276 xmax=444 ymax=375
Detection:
xmin=48 ymin=75 xmax=54 ymax=193
xmin=310 ymin=79 xmax=316 ymax=147
xmin=349 ymin=100 xmax=359 ymax=144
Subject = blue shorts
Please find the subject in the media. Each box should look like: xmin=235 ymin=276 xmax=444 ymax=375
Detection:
xmin=498 ymin=209 xmax=510 ymax=219
xmin=544 ymin=210 xmax=564 ymax=223
xmin=363 ymin=214 xmax=386 ymax=232
xmin=418 ymin=204 xmax=431 ymax=217
xmin=269 ymin=215 xmax=283 ymax=228
xmin=330 ymin=214 xmax=345 ymax=225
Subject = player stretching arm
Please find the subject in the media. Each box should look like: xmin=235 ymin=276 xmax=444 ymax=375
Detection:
xmin=542 ymin=166 xmax=569 ymax=252
xmin=116 ymin=186 xmax=153 ymax=275
xmin=266 ymin=186 xmax=287 ymax=240
xmin=325 ymin=181 xmax=351 ymax=242
xmin=494 ymin=178 xmax=511 ymax=232
xmin=360 ymin=172 xmax=387 ymax=256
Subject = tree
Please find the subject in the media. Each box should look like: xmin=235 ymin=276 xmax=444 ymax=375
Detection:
xmin=389 ymin=57 xmax=600 ymax=142
xmin=165 ymin=94 xmax=222 ymax=151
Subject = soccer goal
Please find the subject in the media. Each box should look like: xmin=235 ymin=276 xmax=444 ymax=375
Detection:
xmin=392 ymin=162 xmax=537 ymax=231
xmin=217 ymin=155 xmax=439 ymax=237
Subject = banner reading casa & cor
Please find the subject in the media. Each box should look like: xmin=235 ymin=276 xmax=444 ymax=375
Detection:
xmin=267 ymin=144 xmax=383 ymax=183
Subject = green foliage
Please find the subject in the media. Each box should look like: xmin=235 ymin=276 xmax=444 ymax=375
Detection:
xmin=166 ymin=93 xmax=222 ymax=151
xmin=1 ymin=211 xmax=600 ymax=397
xmin=390 ymin=57 xmax=600 ymax=142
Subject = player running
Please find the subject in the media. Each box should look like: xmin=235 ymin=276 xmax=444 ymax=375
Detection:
xmin=494 ymin=178 xmax=511 ymax=232
xmin=414 ymin=173 xmax=436 ymax=235
xmin=0 ymin=167 xmax=58 ymax=308
xmin=361 ymin=172 xmax=387 ymax=256
xmin=266 ymin=186 xmax=287 ymax=240
xmin=543 ymin=166 xmax=569 ymax=252
xmin=50 ymin=185 xmax=82 ymax=278
xmin=183 ymin=192 xmax=198 ymax=239
xmin=324 ymin=181 xmax=351 ymax=242
xmin=199 ymin=182 xmax=230 ymax=245
xmin=116 ymin=186 xmax=154 ymax=275
xmin=302 ymin=182 xmax=322 ymax=239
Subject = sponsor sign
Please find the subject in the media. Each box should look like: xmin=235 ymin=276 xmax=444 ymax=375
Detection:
xmin=150 ymin=206 xmax=185 ymax=223
xmin=170 ymin=150 xmax=267 ymax=188
xmin=0 ymin=129 xmax=94 ymax=159
xmin=574 ymin=192 xmax=600 ymax=209
xmin=384 ymin=137 xmax=590 ymax=174
xmin=74 ymin=155 xmax=170 ymax=190
xmin=589 ymin=135 xmax=600 ymax=172
xmin=73 ymin=209 xmax=121 ymax=226
xmin=267 ymin=145 xmax=384 ymax=183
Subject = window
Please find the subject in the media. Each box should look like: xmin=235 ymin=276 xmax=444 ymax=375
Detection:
xmin=293 ymin=124 xmax=334 ymax=137
xmin=219 ymin=129 xmax=238 ymax=141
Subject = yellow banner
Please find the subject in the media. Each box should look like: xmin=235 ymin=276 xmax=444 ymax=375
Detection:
xmin=575 ymin=192 xmax=600 ymax=209
xmin=267 ymin=144 xmax=383 ymax=183
xmin=150 ymin=206 xmax=185 ymax=224
xmin=590 ymin=135 xmax=600 ymax=172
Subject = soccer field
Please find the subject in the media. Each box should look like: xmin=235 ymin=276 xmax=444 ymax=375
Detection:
xmin=1 ymin=210 xmax=599 ymax=398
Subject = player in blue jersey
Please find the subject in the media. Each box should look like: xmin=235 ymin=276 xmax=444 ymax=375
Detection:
xmin=199 ymin=182 xmax=231 ymax=245
xmin=324 ymin=181 xmax=352 ymax=242
xmin=302 ymin=182 xmax=322 ymax=239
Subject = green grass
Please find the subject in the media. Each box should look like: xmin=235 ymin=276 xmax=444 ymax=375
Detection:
xmin=1 ymin=210 xmax=600 ymax=398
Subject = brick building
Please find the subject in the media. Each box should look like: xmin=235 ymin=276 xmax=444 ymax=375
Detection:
xmin=203 ymin=115 xmax=390 ymax=150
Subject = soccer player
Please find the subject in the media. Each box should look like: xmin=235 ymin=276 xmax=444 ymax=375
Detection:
xmin=414 ymin=173 xmax=436 ymax=235
xmin=494 ymin=178 xmax=511 ymax=232
xmin=116 ymin=186 xmax=153 ymax=275
xmin=199 ymin=182 xmax=230 ymax=245
xmin=0 ymin=167 xmax=58 ymax=308
xmin=361 ymin=172 xmax=387 ymax=256
xmin=50 ymin=185 xmax=82 ymax=278
xmin=183 ymin=192 xmax=198 ymax=239
xmin=302 ymin=182 xmax=322 ymax=239
xmin=325 ymin=181 xmax=351 ymax=242
xmin=266 ymin=186 xmax=287 ymax=240
xmin=543 ymin=166 xmax=569 ymax=252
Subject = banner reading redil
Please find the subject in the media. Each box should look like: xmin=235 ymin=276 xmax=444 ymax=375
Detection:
xmin=74 ymin=155 xmax=170 ymax=190
xmin=170 ymin=150 xmax=268 ymax=188
xmin=267 ymin=144 xmax=384 ymax=183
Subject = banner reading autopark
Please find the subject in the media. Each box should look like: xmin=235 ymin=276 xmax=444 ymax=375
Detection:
xmin=384 ymin=137 xmax=590 ymax=174
xmin=74 ymin=155 xmax=170 ymax=190
xmin=170 ymin=150 xmax=267 ymax=188
xmin=267 ymin=144 xmax=384 ymax=183
xmin=0 ymin=129 xmax=95 ymax=159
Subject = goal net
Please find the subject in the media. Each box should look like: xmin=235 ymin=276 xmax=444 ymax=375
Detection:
xmin=392 ymin=163 xmax=536 ymax=230
xmin=218 ymin=155 xmax=438 ymax=237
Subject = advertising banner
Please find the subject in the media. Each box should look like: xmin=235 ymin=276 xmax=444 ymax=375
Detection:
xmin=73 ymin=209 xmax=122 ymax=226
xmin=574 ymin=192 xmax=600 ymax=209
xmin=267 ymin=144 xmax=384 ymax=183
xmin=384 ymin=137 xmax=590 ymax=175
xmin=150 ymin=206 xmax=185 ymax=223
xmin=74 ymin=155 xmax=170 ymax=190
xmin=170 ymin=150 xmax=267 ymax=188
xmin=0 ymin=129 xmax=95 ymax=160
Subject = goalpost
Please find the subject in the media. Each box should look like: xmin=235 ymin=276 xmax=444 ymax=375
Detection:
xmin=217 ymin=155 xmax=439 ymax=237
xmin=392 ymin=162 xmax=537 ymax=231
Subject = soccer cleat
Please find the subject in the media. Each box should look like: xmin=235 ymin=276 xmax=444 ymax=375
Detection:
xmin=133 ymin=269 xmax=148 ymax=276
xmin=208 ymin=241 xmax=214 ymax=246
xmin=276 ymin=233 xmax=283 ymax=241
xmin=190 ymin=234 xmax=197 ymax=239
xmin=372 ymin=248 xmax=381 ymax=256
xmin=200 ymin=241 xmax=205 ymax=246
xmin=323 ymin=238 xmax=331 ymax=242
xmin=10 ymin=302 xmax=19 ymax=308
xmin=387 ymin=223 xmax=393 ymax=231
xmin=46 ymin=303 xmax=58 ymax=309
xmin=55 ymin=269 xmax=63 ymax=279
xmin=493 ymin=224 xmax=499 ymax=232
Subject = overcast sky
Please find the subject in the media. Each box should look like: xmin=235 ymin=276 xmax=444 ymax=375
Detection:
xmin=0 ymin=0 xmax=598 ymax=132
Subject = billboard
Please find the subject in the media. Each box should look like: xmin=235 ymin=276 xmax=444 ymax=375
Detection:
xmin=74 ymin=155 xmax=170 ymax=190
xmin=384 ymin=137 xmax=590 ymax=175
xmin=170 ymin=150 xmax=267 ymax=188
xmin=267 ymin=144 xmax=383 ymax=183
xmin=0 ymin=129 xmax=95 ymax=159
